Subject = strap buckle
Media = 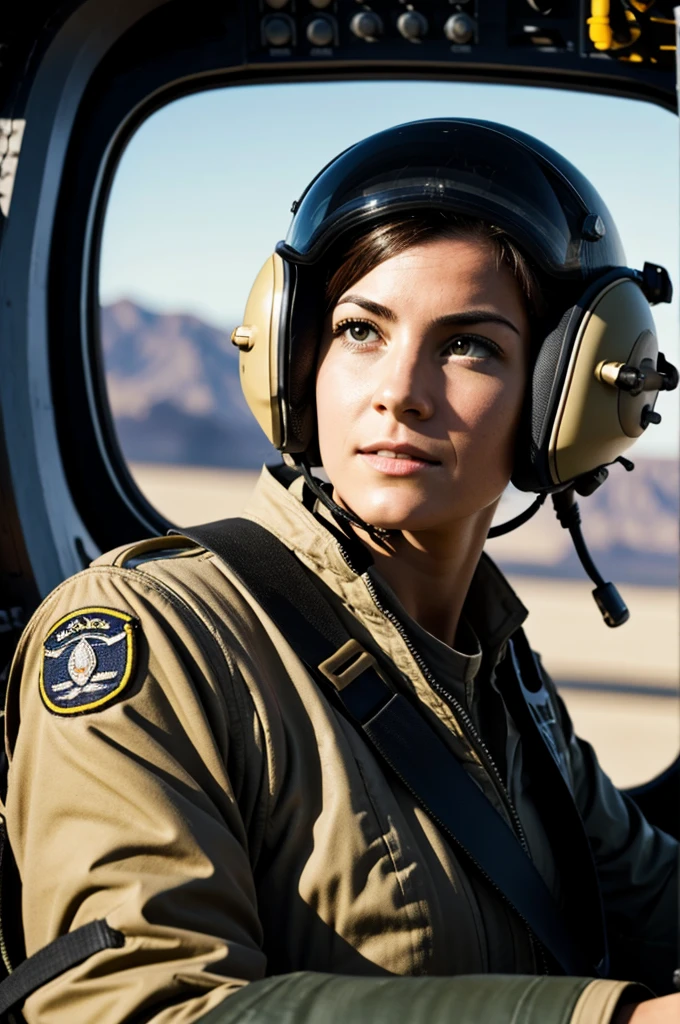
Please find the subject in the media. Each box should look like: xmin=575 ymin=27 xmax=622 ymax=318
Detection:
xmin=318 ymin=639 xmax=377 ymax=692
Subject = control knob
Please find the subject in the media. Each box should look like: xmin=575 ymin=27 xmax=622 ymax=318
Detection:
xmin=397 ymin=10 xmax=428 ymax=41
xmin=262 ymin=15 xmax=294 ymax=47
xmin=444 ymin=13 xmax=476 ymax=44
xmin=264 ymin=0 xmax=290 ymax=8
xmin=350 ymin=11 xmax=384 ymax=41
xmin=309 ymin=0 xmax=333 ymax=7
xmin=307 ymin=16 xmax=335 ymax=46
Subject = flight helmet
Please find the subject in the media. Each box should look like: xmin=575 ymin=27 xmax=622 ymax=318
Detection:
xmin=232 ymin=120 xmax=676 ymax=623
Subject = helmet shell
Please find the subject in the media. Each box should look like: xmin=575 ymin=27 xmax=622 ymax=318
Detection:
xmin=279 ymin=119 xmax=626 ymax=281
xmin=235 ymin=118 xmax=666 ymax=495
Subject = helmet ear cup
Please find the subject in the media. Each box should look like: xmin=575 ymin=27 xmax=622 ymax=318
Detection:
xmin=285 ymin=263 xmax=325 ymax=457
xmin=232 ymin=253 xmax=288 ymax=449
xmin=512 ymin=274 xmax=660 ymax=492
xmin=512 ymin=305 xmax=584 ymax=492
xmin=233 ymin=255 xmax=325 ymax=459
xmin=549 ymin=277 xmax=659 ymax=484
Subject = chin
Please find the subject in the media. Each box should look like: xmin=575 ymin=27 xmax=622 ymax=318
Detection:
xmin=349 ymin=482 xmax=503 ymax=536
xmin=352 ymin=494 xmax=446 ymax=534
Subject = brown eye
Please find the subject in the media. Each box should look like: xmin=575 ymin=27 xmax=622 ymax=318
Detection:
xmin=348 ymin=323 xmax=373 ymax=342
xmin=333 ymin=319 xmax=381 ymax=348
xmin=445 ymin=335 xmax=500 ymax=360
xmin=451 ymin=338 xmax=472 ymax=356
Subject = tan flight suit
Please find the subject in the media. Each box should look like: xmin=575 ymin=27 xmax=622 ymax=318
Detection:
xmin=3 ymin=466 xmax=675 ymax=1024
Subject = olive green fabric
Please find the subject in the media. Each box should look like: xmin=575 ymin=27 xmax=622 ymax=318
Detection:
xmin=198 ymin=974 xmax=646 ymax=1024
xmin=2 ymin=466 xmax=673 ymax=1022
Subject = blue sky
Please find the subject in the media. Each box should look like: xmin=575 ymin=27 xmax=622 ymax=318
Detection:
xmin=100 ymin=80 xmax=679 ymax=456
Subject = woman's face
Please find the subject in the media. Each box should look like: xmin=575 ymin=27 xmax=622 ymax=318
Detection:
xmin=315 ymin=235 xmax=532 ymax=536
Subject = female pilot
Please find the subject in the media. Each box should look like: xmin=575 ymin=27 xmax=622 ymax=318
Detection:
xmin=2 ymin=119 xmax=678 ymax=1024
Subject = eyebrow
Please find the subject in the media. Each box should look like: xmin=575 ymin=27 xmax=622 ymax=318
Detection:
xmin=336 ymin=294 xmax=520 ymax=336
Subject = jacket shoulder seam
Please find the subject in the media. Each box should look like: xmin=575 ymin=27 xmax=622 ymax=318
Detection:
xmin=129 ymin=564 xmax=271 ymax=836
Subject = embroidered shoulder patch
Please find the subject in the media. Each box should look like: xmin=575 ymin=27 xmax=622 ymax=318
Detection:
xmin=40 ymin=608 xmax=137 ymax=715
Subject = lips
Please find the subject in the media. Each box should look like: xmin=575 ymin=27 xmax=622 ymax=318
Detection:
xmin=359 ymin=443 xmax=441 ymax=465
xmin=357 ymin=442 xmax=443 ymax=477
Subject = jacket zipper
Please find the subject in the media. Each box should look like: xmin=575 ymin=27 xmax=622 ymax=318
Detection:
xmin=360 ymin=566 xmax=529 ymax=848
xmin=0 ymin=813 xmax=13 ymax=975
xmin=338 ymin=546 xmax=549 ymax=973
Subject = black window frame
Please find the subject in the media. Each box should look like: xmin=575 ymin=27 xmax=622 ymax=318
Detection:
xmin=0 ymin=0 xmax=676 ymax=604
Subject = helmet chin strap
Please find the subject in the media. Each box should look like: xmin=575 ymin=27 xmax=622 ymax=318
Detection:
xmin=293 ymin=456 xmax=393 ymax=547
xmin=293 ymin=457 xmax=630 ymax=626
xmin=487 ymin=493 xmax=546 ymax=538
xmin=294 ymin=456 xmax=544 ymax=547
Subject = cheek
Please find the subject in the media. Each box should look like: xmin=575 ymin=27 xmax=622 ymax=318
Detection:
xmin=315 ymin=352 xmax=355 ymax=465
xmin=444 ymin=368 xmax=526 ymax=448
xmin=316 ymin=351 xmax=370 ymax=455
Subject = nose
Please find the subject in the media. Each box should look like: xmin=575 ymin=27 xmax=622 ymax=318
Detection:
xmin=371 ymin=339 xmax=434 ymax=422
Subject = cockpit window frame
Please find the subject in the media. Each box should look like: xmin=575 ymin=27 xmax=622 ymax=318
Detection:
xmin=0 ymin=0 xmax=676 ymax=598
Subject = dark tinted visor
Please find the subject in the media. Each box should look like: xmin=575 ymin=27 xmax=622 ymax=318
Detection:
xmin=283 ymin=121 xmax=592 ymax=277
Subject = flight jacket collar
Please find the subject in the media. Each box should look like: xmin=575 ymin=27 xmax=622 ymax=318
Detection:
xmin=243 ymin=464 xmax=529 ymax=703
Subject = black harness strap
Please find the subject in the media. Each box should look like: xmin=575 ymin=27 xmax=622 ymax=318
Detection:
xmin=500 ymin=631 xmax=608 ymax=976
xmin=0 ymin=920 xmax=124 ymax=1017
xmin=180 ymin=516 xmax=600 ymax=977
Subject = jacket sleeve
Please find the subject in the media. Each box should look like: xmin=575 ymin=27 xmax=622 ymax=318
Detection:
xmin=197 ymin=974 xmax=649 ymax=1024
xmin=5 ymin=564 xmax=270 ymax=1024
xmin=550 ymin=681 xmax=678 ymax=995
xmin=3 ymin=566 xmax=652 ymax=1024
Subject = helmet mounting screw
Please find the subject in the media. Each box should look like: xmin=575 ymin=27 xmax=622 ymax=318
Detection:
xmin=596 ymin=356 xmax=679 ymax=396
xmin=231 ymin=325 xmax=255 ymax=351
xmin=640 ymin=406 xmax=662 ymax=429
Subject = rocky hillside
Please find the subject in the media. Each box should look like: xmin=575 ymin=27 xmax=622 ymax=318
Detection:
xmin=101 ymin=299 xmax=278 ymax=468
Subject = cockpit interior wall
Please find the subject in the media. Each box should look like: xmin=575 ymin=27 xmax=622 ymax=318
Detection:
xmin=0 ymin=0 xmax=676 ymax=660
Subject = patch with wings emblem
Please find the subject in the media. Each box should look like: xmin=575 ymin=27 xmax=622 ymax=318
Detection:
xmin=40 ymin=608 xmax=137 ymax=715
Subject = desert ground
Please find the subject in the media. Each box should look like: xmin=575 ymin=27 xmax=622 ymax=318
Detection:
xmin=131 ymin=463 xmax=679 ymax=791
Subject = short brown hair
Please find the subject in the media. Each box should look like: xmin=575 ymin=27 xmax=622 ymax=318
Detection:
xmin=324 ymin=213 xmax=548 ymax=323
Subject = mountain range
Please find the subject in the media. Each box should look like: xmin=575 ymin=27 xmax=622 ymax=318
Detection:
xmin=101 ymin=299 xmax=679 ymax=587
xmin=101 ymin=299 xmax=278 ymax=468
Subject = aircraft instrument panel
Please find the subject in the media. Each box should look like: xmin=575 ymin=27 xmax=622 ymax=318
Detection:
xmin=241 ymin=0 xmax=675 ymax=109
